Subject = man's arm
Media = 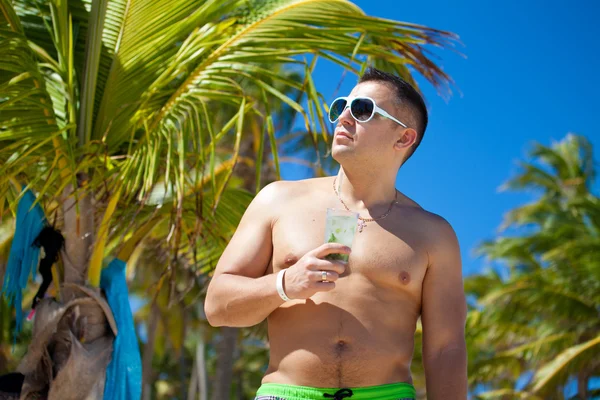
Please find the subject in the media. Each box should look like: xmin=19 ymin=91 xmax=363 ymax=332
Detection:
xmin=421 ymin=216 xmax=468 ymax=399
xmin=204 ymin=182 xmax=284 ymax=328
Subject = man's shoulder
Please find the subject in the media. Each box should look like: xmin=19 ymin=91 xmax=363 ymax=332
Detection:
xmin=417 ymin=209 xmax=454 ymax=232
xmin=258 ymin=177 xmax=331 ymax=201
xmin=397 ymin=199 xmax=457 ymax=251
xmin=395 ymin=194 xmax=436 ymax=225
xmin=251 ymin=178 xmax=331 ymax=225
xmin=415 ymin=210 xmax=460 ymax=264
xmin=396 ymin=193 xmax=453 ymax=231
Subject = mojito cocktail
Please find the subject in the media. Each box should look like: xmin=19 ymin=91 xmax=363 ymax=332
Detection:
xmin=324 ymin=208 xmax=358 ymax=261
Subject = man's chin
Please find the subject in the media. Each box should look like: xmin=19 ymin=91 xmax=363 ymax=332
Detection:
xmin=331 ymin=145 xmax=354 ymax=163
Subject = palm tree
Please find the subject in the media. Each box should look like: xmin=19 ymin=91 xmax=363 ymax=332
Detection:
xmin=1 ymin=0 xmax=458 ymax=397
xmin=465 ymin=134 xmax=600 ymax=399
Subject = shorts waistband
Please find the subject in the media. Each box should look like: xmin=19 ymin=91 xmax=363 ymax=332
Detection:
xmin=255 ymin=382 xmax=416 ymax=400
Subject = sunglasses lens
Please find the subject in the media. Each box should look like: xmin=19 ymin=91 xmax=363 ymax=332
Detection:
xmin=350 ymin=98 xmax=374 ymax=122
xmin=329 ymin=98 xmax=347 ymax=122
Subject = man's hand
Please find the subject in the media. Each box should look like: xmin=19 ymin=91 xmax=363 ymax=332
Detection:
xmin=282 ymin=243 xmax=350 ymax=300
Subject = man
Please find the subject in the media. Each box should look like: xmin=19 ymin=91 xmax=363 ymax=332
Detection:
xmin=205 ymin=68 xmax=467 ymax=400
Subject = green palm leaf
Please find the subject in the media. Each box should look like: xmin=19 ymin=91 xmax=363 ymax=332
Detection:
xmin=532 ymin=334 xmax=600 ymax=394
xmin=1 ymin=0 xmax=58 ymax=136
xmin=475 ymin=389 xmax=543 ymax=400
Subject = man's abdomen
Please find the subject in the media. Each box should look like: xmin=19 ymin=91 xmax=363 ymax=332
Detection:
xmin=262 ymin=293 xmax=417 ymax=388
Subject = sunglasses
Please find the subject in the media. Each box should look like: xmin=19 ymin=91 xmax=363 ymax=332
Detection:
xmin=328 ymin=96 xmax=408 ymax=128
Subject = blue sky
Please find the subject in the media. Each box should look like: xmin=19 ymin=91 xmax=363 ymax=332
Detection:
xmin=281 ymin=0 xmax=600 ymax=276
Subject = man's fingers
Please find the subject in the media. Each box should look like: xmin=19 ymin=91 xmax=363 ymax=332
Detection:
xmin=313 ymin=242 xmax=351 ymax=258
xmin=311 ymin=270 xmax=339 ymax=282
xmin=311 ymin=259 xmax=347 ymax=275
xmin=314 ymin=281 xmax=336 ymax=291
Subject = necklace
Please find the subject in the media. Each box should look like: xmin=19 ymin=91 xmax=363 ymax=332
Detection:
xmin=332 ymin=177 xmax=398 ymax=233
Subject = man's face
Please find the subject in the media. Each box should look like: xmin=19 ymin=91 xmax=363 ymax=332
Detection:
xmin=331 ymin=81 xmax=405 ymax=166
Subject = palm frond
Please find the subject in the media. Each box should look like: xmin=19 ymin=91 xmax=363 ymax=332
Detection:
xmin=92 ymin=0 xmax=458 ymax=203
xmin=531 ymin=334 xmax=600 ymax=394
xmin=1 ymin=1 xmax=57 ymax=134
xmin=76 ymin=0 xmax=108 ymax=145
xmin=479 ymin=279 xmax=598 ymax=325
xmin=0 ymin=0 xmax=71 ymax=201
xmin=499 ymin=134 xmax=596 ymax=200
xmin=93 ymin=0 xmax=244 ymax=147
xmin=475 ymin=389 xmax=543 ymax=400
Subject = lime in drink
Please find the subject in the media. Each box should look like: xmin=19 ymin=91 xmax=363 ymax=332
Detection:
xmin=324 ymin=208 xmax=358 ymax=261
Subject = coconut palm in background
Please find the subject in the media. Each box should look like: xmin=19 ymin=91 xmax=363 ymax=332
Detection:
xmin=0 ymin=0 xmax=457 ymax=397
xmin=464 ymin=134 xmax=600 ymax=400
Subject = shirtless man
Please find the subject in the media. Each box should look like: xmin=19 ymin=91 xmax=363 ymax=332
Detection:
xmin=205 ymin=68 xmax=467 ymax=400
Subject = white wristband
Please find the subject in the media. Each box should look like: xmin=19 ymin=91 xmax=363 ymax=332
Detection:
xmin=276 ymin=269 xmax=291 ymax=301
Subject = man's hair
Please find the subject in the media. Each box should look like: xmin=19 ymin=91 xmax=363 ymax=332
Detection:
xmin=358 ymin=67 xmax=428 ymax=164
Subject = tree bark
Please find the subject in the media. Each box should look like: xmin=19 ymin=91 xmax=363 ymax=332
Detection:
xmin=61 ymin=179 xmax=94 ymax=288
xmin=210 ymin=327 xmax=238 ymax=400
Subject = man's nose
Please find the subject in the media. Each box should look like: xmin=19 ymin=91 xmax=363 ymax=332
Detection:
xmin=338 ymin=106 xmax=355 ymax=126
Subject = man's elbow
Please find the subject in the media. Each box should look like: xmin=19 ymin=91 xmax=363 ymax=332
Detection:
xmin=204 ymin=281 xmax=223 ymax=327
xmin=204 ymin=302 xmax=257 ymax=328
xmin=440 ymin=340 xmax=466 ymax=354
xmin=424 ymin=339 xmax=467 ymax=362
xmin=204 ymin=301 xmax=221 ymax=327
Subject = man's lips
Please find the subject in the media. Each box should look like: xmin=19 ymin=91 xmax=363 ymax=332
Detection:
xmin=335 ymin=131 xmax=353 ymax=140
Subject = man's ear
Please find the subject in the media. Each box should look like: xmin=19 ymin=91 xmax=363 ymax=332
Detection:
xmin=394 ymin=128 xmax=418 ymax=150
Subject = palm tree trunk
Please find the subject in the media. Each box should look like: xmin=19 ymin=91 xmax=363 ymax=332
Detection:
xmin=17 ymin=179 xmax=118 ymax=399
xmin=0 ymin=297 xmax=9 ymax=371
xmin=577 ymin=371 xmax=588 ymax=399
xmin=180 ymin=307 xmax=188 ymax=400
xmin=61 ymin=181 xmax=94 ymax=289
xmin=142 ymin=301 xmax=160 ymax=400
xmin=236 ymin=370 xmax=244 ymax=400
xmin=210 ymin=327 xmax=238 ymax=400
xmin=187 ymin=338 xmax=208 ymax=400
xmin=199 ymin=342 xmax=208 ymax=400
xmin=188 ymin=349 xmax=199 ymax=400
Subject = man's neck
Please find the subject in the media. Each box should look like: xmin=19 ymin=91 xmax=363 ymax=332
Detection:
xmin=336 ymin=167 xmax=397 ymax=213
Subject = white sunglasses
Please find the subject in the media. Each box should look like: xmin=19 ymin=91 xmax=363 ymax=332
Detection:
xmin=328 ymin=96 xmax=408 ymax=128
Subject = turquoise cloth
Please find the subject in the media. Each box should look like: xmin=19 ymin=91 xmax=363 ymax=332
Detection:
xmin=101 ymin=258 xmax=142 ymax=400
xmin=1 ymin=188 xmax=45 ymax=337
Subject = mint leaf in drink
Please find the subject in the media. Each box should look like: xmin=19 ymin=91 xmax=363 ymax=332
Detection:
xmin=325 ymin=253 xmax=347 ymax=261
xmin=325 ymin=232 xmax=348 ymax=261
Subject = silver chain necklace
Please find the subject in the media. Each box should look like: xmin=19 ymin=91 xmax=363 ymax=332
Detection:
xmin=332 ymin=177 xmax=398 ymax=233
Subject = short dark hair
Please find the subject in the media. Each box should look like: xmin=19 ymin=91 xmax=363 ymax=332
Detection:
xmin=358 ymin=67 xmax=428 ymax=164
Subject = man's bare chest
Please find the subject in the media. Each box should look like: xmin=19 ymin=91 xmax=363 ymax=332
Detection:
xmin=269 ymin=206 xmax=429 ymax=297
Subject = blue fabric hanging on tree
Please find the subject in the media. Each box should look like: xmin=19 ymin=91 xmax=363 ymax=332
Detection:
xmin=101 ymin=258 xmax=142 ymax=400
xmin=1 ymin=188 xmax=46 ymax=336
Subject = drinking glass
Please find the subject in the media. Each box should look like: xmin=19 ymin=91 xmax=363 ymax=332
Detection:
xmin=324 ymin=208 xmax=358 ymax=261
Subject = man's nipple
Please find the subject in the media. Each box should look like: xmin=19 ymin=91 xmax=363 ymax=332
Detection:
xmin=284 ymin=253 xmax=298 ymax=266
xmin=399 ymin=271 xmax=411 ymax=285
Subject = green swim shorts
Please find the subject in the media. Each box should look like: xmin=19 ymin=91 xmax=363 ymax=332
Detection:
xmin=254 ymin=382 xmax=416 ymax=400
